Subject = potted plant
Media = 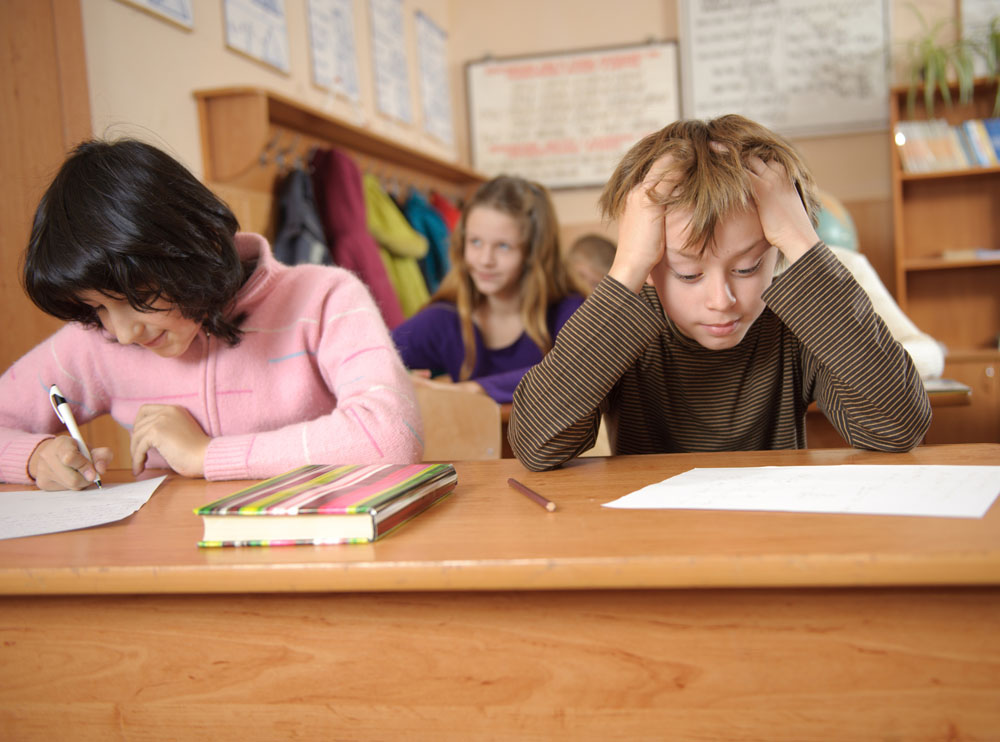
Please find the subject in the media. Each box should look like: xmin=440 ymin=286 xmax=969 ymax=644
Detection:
xmin=976 ymin=16 xmax=1000 ymax=115
xmin=901 ymin=4 xmax=976 ymax=117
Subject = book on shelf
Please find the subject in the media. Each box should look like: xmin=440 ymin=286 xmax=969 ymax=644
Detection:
xmin=194 ymin=463 xmax=458 ymax=547
xmin=960 ymin=121 xmax=989 ymax=165
xmin=961 ymin=119 xmax=999 ymax=166
xmin=940 ymin=248 xmax=1000 ymax=261
xmin=981 ymin=119 xmax=1000 ymax=163
xmin=896 ymin=118 xmax=1000 ymax=172
xmin=953 ymin=124 xmax=979 ymax=167
xmin=895 ymin=120 xmax=967 ymax=173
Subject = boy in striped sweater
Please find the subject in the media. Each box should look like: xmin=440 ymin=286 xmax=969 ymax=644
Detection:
xmin=509 ymin=115 xmax=931 ymax=471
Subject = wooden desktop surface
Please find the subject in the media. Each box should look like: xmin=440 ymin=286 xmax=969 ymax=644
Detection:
xmin=1 ymin=444 xmax=998 ymax=595
xmin=2 ymin=444 xmax=999 ymax=740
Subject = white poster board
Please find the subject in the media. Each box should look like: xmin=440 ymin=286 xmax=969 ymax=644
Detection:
xmin=307 ymin=0 xmax=361 ymax=101
xmin=369 ymin=0 xmax=413 ymax=124
xmin=681 ymin=0 xmax=890 ymax=137
xmin=466 ymin=42 xmax=680 ymax=189
xmin=116 ymin=0 xmax=194 ymax=30
xmin=224 ymin=0 xmax=290 ymax=74
xmin=416 ymin=11 xmax=454 ymax=146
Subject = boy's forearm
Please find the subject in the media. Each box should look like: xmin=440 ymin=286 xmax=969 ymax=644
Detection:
xmin=508 ymin=277 xmax=665 ymax=470
xmin=765 ymin=242 xmax=932 ymax=451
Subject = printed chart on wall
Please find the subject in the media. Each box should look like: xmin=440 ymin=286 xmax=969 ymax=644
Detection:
xmin=369 ymin=0 xmax=413 ymax=125
xmin=466 ymin=43 xmax=680 ymax=189
xmin=116 ymin=0 xmax=194 ymax=30
xmin=307 ymin=0 xmax=361 ymax=102
xmin=224 ymin=0 xmax=290 ymax=74
xmin=416 ymin=11 xmax=454 ymax=146
xmin=681 ymin=0 xmax=890 ymax=137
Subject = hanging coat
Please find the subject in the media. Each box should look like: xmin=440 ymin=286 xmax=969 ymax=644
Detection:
xmin=272 ymin=168 xmax=332 ymax=266
xmin=404 ymin=190 xmax=451 ymax=294
xmin=362 ymin=174 xmax=430 ymax=318
xmin=311 ymin=148 xmax=404 ymax=329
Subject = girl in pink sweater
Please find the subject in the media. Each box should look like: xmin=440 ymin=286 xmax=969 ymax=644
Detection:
xmin=1 ymin=139 xmax=423 ymax=490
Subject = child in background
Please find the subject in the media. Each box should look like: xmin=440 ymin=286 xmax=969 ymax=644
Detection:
xmin=391 ymin=176 xmax=583 ymax=404
xmin=0 ymin=139 xmax=422 ymax=491
xmin=566 ymin=233 xmax=617 ymax=295
xmin=509 ymin=115 xmax=931 ymax=470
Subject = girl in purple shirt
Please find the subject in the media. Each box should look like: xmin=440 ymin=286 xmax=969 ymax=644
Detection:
xmin=391 ymin=176 xmax=583 ymax=404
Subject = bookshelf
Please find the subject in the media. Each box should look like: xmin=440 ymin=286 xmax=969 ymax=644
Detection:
xmin=889 ymin=78 xmax=1000 ymax=443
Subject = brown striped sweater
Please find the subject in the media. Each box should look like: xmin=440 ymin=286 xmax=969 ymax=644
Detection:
xmin=508 ymin=242 xmax=932 ymax=471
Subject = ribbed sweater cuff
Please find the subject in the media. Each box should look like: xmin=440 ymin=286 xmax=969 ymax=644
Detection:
xmin=203 ymin=435 xmax=255 ymax=481
xmin=0 ymin=434 xmax=53 ymax=485
xmin=594 ymin=276 xmax=667 ymax=337
xmin=763 ymin=241 xmax=835 ymax=308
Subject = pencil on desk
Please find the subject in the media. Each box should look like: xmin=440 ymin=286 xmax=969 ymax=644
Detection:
xmin=507 ymin=477 xmax=557 ymax=512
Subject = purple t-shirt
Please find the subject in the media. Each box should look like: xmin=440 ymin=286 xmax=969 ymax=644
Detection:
xmin=391 ymin=295 xmax=584 ymax=403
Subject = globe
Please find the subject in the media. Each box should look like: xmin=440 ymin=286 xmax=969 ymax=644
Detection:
xmin=814 ymin=189 xmax=859 ymax=252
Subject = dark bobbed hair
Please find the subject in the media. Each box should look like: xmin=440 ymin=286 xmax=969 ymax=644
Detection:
xmin=23 ymin=138 xmax=246 ymax=345
xmin=599 ymin=114 xmax=819 ymax=255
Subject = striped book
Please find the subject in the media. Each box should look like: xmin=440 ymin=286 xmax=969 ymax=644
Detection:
xmin=194 ymin=463 xmax=457 ymax=547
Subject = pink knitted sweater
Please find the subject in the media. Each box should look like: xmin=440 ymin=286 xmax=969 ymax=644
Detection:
xmin=0 ymin=233 xmax=423 ymax=483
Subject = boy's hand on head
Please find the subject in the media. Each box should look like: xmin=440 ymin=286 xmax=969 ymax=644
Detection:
xmin=609 ymin=154 xmax=677 ymax=293
xmin=28 ymin=436 xmax=112 ymax=491
xmin=746 ymin=156 xmax=820 ymax=264
xmin=130 ymin=404 xmax=209 ymax=478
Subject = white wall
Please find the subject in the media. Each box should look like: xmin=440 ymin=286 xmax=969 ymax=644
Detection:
xmin=80 ymin=0 xmax=961 ymax=234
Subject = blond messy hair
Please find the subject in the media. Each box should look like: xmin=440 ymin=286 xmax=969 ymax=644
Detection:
xmin=599 ymin=114 xmax=819 ymax=254
xmin=433 ymin=175 xmax=573 ymax=381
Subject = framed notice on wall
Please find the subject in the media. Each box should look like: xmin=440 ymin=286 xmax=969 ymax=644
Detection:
xmin=369 ymin=0 xmax=413 ymax=125
xmin=224 ymin=0 xmax=290 ymax=74
xmin=681 ymin=0 xmax=890 ymax=137
xmin=466 ymin=42 xmax=680 ymax=189
xmin=307 ymin=0 xmax=361 ymax=101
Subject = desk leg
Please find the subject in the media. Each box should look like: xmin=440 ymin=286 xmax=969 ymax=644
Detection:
xmin=1 ymin=587 xmax=998 ymax=740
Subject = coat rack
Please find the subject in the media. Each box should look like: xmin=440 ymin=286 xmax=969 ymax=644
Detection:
xmin=194 ymin=87 xmax=486 ymax=235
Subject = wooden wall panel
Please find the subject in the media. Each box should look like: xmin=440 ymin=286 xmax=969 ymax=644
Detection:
xmin=0 ymin=0 xmax=132 ymax=468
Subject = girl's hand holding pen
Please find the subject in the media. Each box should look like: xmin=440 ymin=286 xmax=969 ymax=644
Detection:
xmin=130 ymin=404 xmax=209 ymax=478
xmin=28 ymin=436 xmax=112 ymax=491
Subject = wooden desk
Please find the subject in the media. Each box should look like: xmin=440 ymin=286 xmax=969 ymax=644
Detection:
xmin=2 ymin=445 xmax=999 ymax=740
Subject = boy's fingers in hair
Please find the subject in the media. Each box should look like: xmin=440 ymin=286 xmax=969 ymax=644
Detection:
xmin=746 ymin=156 xmax=817 ymax=262
xmin=746 ymin=155 xmax=782 ymax=179
xmin=642 ymin=154 xmax=678 ymax=197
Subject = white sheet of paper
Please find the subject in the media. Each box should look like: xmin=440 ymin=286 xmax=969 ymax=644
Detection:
xmin=0 ymin=476 xmax=166 ymax=540
xmin=603 ymin=466 xmax=1000 ymax=518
